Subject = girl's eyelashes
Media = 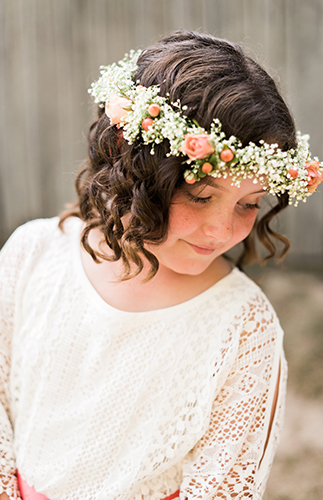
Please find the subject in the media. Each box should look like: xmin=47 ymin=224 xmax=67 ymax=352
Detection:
xmin=186 ymin=191 xmax=261 ymax=209
xmin=239 ymin=202 xmax=261 ymax=210
xmin=185 ymin=192 xmax=212 ymax=204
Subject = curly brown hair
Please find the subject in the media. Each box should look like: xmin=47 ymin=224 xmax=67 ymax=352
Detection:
xmin=60 ymin=30 xmax=296 ymax=280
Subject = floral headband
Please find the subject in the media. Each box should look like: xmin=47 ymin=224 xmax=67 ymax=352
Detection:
xmin=88 ymin=50 xmax=323 ymax=205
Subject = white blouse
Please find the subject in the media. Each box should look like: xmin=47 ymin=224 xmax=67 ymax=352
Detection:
xmin=0 ymin=217 xmax=287 ymax=500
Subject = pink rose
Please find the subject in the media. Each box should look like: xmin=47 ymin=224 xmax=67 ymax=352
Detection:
xmin=105 ymin=93 xmax=131 ymax=126
xmin=180 ymin=134 xmax=214 ymax=160
xmin=306 ymin=161 xmax=323 ymax=193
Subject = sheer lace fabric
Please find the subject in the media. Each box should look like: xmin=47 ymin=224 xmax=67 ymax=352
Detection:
xmin=0 ymin=218 xmax=286 ymax=500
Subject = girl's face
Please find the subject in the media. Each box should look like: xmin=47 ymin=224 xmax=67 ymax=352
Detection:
xmin=148 ymin=175 xmax=266 ymax=276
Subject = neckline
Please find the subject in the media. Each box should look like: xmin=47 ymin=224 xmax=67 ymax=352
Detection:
xmin=68 ymin=217 xmax=241 ymax=318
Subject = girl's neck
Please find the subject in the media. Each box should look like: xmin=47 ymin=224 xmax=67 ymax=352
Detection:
xmin=80 ymin=228 xmax=233 ymax=313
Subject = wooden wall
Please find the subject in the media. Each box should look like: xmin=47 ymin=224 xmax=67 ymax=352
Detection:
xmin=1 ymin=0 xmax=323 ymax=264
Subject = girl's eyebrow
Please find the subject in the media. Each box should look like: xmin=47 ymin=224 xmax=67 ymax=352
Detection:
xmin=207 ymin=178 xmax=266 ymax=195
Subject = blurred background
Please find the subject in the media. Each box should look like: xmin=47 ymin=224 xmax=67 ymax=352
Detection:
xmin=0 ymin=1 xmax=322 ymax=498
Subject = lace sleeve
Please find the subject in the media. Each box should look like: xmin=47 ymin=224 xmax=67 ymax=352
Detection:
xmin=180 ymin=293 xmax=287 ymax=500
xmin=0 ymin=229 xmax=27 ymax=500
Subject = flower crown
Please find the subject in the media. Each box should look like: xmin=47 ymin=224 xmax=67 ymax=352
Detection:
xmin=88 ymin=50 xmax=323 ymax=205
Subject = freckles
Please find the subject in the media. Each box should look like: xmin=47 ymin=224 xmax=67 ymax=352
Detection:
xmin=168 ymin=203 xmax=197 ymax=234
xmin=240 ymin=214 xmax=257 ymax=237
xmin=234 ymin=212 xmax=256 ymax=239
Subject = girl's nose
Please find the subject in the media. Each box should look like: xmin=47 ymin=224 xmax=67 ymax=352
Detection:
xmin=203 ymin=210 xmax=234 ymax=244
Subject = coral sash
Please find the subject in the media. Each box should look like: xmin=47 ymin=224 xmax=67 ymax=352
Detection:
xmin=17 ymin=472 xmax=180 ymax=500
xmin=17 ymin=472 xmax=50 ymax=500
xmin=162 ymin=491 xmax=180 ymax=500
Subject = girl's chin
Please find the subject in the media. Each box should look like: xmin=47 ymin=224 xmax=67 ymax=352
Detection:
xmin=157 ymin=254 xmax=219 ymax=277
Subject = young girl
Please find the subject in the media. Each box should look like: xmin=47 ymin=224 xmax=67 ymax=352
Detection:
xmin=0 ymin=31 xmax=322 ymax=500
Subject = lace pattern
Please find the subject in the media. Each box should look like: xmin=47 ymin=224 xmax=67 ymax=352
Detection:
xmin=180 ymin=296 xmax=286 ymax=499
xmin=0 ymin=226 xmax=27 ymax=499
xmin=0 ymin=218 xmax=287 ymax=500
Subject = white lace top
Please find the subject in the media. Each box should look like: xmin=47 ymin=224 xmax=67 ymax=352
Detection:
xmin=0 ymin=217 xmax=287 ymax=500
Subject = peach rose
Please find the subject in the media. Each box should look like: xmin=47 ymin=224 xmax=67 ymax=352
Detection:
xmin=180 ymin=134 xmax=214 ymax=160
xmin=105 ymin=93 xmax=131 ymax=125
xmin=305 ymin=161 xmax=323 ymax=193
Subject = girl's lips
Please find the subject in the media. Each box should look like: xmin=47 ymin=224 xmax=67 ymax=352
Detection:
xmin=186 ymin=241 xmax=218 ymax=255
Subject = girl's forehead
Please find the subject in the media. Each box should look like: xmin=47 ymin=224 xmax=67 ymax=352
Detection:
xmin=192 ymin=175 xmax=267 ymax=195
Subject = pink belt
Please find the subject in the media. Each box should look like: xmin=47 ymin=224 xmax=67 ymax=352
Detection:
xmin=17 ymin=472 xmax=49 ymax=500
xmin=17 ymin=471 xmax=180 ymax=500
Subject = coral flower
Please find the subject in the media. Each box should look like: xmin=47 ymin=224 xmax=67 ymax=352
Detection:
xmin=141 ymin=118 xmax=154 ymax=131
xmin=148 ymin=104 xmax=161 ymax=117
xmin=184 ymin=174 xmax=196 ymax=184
xmin=201 ymin=162 xmax=213 ymax=174
xmin=288 ymin=168 xmax=298 ymax=179
xmin=105 ymin=93 xmax=131 ymax=126
xmin=180 ymin=134 xmax=214 ymax=160
xmin=220 ymin=148 xmax=234 ymax=162
xmin=306 ymin=161 xmax=323 ymax=193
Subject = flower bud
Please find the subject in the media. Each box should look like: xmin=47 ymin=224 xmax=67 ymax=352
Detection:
xmin=141 ymin=118 xmax=154 ymax=131
xmin=148 ymin=104 xmax=161 ymax=117
xmin=185 ymin=173 xmax=196 ymax=184
xmin=201 ymin=162 xmax=213 ymax=174
xmin=220 ymin=148 xmax=234 ymax=162
xmin=288 ymin=168 xmax=298 ymax=179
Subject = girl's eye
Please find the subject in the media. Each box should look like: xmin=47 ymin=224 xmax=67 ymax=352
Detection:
xmin=186 ymin=192 xmax=212 ymax=204
xmin=239 ymin=202 xmax=261 ymax=210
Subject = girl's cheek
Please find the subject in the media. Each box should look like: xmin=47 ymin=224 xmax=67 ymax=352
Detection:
xmin=169 ymin=203 xmax=200 ymax=232
xmin=239 ymin=212 xmax=258 ymax=237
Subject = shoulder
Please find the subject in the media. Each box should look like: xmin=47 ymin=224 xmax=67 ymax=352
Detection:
xmin=1 ymin=217 xmax=59 ymax=252
xmin=0 ymin=219 xmax=58 ymax=316
xmin=0 ymin=216 xmax=81 ymax=278
xmin=227 ymin=269 xmax=284 ymax=368
xmin=1 ymin=216 xmax=81 ymax=254
xmin=225 ymin=268 xmax=279 ymax=317
xmin=205 ymin=267 xmax=280 ymax=324
xmin=182 ymin=267 xmax=281 ymax=339
xmin=184 ymin=268 xmax=283 ymax=370
xmin=209 ymin=268 xmax=284 ymax=360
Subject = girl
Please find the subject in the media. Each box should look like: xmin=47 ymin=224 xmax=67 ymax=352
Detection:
xmin=0 ymin=31 xmax=322 ymax=500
